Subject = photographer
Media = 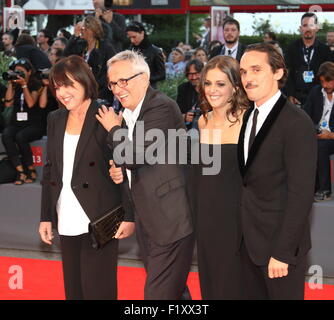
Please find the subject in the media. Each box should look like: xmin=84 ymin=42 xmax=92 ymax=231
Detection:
xmin=1 ymin=58 xmax=43 ymax=185
xmin=176 ymin=59 xmax=204 ymax=130
xmin=303 ymin=61 xmax=334 ymax=201
xmin=64 ymin=16 xmax=116 ymax=102
xmin=38 ymin=71 xmax=59 ymax=131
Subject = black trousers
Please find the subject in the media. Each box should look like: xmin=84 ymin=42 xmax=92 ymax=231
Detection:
xmin=317 ymin=139 xmax=334 ymax=192
xmin=1 ymin=124 xmax=44 ymax=168
xmin=135 ymin=217 xmax=194 ymax=300
xmin=240 ymin=242 xmax=306 ymax=300
xmin=59 ymin=233 xmax=118 ymax=300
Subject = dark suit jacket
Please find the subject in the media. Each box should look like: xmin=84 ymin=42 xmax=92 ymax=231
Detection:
xmin=285 ymin=38 xmax=333 ymax=103
xmin=176 ymin=81 xmax=199 ymax=115
xmin=15 ymin=44 xmax=52 ymax=70
xmin=40 ymin=100 xmax=134 ymax=228
xmin=237 ymin=94 xmax=317 ymax=266
xmin=101 ymin=12 xmax=126 ymax=53
xmin=107 ymin=87 xmax=193 ymax=246
xmin=210 ymin=42 xmax=246 ymax=62
xmin=303 ymin=84 xmax=334 ymax=131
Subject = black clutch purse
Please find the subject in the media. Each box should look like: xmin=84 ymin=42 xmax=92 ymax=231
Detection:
xmin=88 ymin=205 xmax=125 ymax=249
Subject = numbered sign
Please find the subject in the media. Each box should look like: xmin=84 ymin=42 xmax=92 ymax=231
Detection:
xmin=31 ymin=146 xmax=43 ymax=167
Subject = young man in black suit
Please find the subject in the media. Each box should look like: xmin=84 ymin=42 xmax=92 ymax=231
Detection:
xmin=209 ymin=18 xmax=246 ymax=62
xmin=285 ymin=12 xmax=332 ymax=106
xmin=96 ymin=50 xmax=194 ymax=300
xmin=303 ymin=61 xmax=334 ymax=201
xmin=238 ymin=43 xmax=317 ymax=299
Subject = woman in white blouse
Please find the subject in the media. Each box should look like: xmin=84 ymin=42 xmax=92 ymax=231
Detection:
xmin=39 ymin=55 xmax=134 ymax=300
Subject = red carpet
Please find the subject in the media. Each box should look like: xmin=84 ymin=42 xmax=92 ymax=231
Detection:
xmin=0 ymin=256 xmax=332 ymax=300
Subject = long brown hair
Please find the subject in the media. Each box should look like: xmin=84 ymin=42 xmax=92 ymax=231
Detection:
xmin=198 ymin=55 xmax=249 ymax=124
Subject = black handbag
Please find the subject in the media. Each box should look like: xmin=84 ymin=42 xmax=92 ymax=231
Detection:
xmin=88 ymin=205 xmax=124 ymax=249
xmin=0 ymin=157 xmax=16 ymax=184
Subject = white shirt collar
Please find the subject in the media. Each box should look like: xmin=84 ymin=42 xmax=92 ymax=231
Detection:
xmin=321 ymin=88 xmax=334 ymax=103
xmin=122 ymin=95 xmax=146 ymax=126
xmin=254 ymin=90 xmax=281 ymax=113
xmin=225 ymin=41 xmax=238 ymax=53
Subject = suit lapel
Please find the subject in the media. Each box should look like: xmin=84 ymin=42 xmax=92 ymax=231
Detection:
xmin=237 ymin=105 xmax=254 ymax=177
xmin=54 ymin=108 xmax=68 ymax=178
xmin=243 ymin=94 xmax=287 ymax=175
xmin=220 ymin=45 xmax=226 ymax=56
xmin=137 ymin=86 xmax=154 ymax=122
xmin=236 ymin=43 xmax=242 ymax=61
xmin=73 ymin=101 xmax=98 ymax=171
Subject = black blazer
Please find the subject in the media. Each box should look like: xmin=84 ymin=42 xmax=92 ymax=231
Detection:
xmin=15 ymin=44 xmax=52 ymax=70
xmin=210 ymin=42 xmax=246 ymax=62
xmin=40 ymin=100 xmax=134 ymax=228
xmin=176 ymin=81 xmax=199 ymax=115
xmin=303 ymin=84 xmax=334 ymax=131
xmin=107 ymin=87 xmax=193 ymax=246
xmin=237 ymin=94 xmax=317 ymax=266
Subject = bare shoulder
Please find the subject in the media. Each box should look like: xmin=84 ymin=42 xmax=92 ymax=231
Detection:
xmin=198 ymin=114 xmax=206 ymax=129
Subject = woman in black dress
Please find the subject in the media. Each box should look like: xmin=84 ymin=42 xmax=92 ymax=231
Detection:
xmin=190 ymin=55 xmax=249 ymax=299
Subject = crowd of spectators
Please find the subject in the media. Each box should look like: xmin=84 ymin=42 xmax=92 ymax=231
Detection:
xmin=0 ymin=7 xmax=334 ymax=201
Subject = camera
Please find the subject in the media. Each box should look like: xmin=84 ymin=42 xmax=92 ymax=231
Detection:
xmin=104 ymin=0 xmax=113 ymax=10
xmin=36 ymin=69 xmax=50 ymax=80
xmin=2 ymin=70 xmax=26 ymax=81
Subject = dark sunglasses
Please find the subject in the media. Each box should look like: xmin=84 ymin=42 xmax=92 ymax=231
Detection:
xmin=9 ymin=59 xmax=31 ymax=70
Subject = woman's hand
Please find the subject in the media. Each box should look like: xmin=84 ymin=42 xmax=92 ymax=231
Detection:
xmin=114 ymin=221 xmax=135 ymax=239
xmin=42 ymin=79 xmax=49 ymax=87
xmin=96 ymin=105 xmax=123 ymax=132
xmin=13 ymin=75 xmax=27 ymax=88
xmin=74 ymin=21 xmax=83 ymax=37
xmin=39 ymin=222 xmax=54 ymax=245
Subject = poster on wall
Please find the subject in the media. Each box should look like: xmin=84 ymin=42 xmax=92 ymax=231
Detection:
xmin=3 ymin=7 xmax=25 ymax=31
xmin=14 ymin=0 xmax=93 ymax=10
xmin=211 ymin=6 xmax=230 ymax=43
xmin=13 ymin=0 xmax=180 ymax=10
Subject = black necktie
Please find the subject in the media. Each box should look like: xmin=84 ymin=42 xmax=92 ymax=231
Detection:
xmin=228 ymin=49 xmax=232 ymax=56
xmin=248 ymin=109 xmax=259 ymax=152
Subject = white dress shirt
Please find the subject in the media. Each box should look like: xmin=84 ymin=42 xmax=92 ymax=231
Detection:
xmin=224 ymin=42 xmax=239 ymax=60
xmin=122 ymin=96 xmax=145 ymax=188
xmin=244 ymin=90 xmax=281 ymax=163
xmin=320 ymin=88 xmax=334 ymax=131
xmin=57 ymin=132 xmax=90 ymax=236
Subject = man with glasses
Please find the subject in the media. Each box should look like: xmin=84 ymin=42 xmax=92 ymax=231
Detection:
xmin=96 ymin=50 xmax=194 ymax=300
xmin=176 ymin=59 xmax=204 ymax=130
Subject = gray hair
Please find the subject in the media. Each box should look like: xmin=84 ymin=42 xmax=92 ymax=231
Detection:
xmin=107 ymin=50 xmax=150 ymax=79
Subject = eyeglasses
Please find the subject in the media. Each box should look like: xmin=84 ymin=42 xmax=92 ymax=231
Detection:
xmin=108 ymin=72 xmax=143 ymax=90
xmin=186 ymin=72 xmax=200 ymax=77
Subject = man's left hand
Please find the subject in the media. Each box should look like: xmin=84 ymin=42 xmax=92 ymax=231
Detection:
xmin=268 ymin=257 xmax=289 ymax=279
xmin=317 ymin=129 xmax=334 ymax=140
xmin=114 ymin=221 xmax=135 ymax=239
xmin=96 ymin=105 xmax=123 ymax=132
